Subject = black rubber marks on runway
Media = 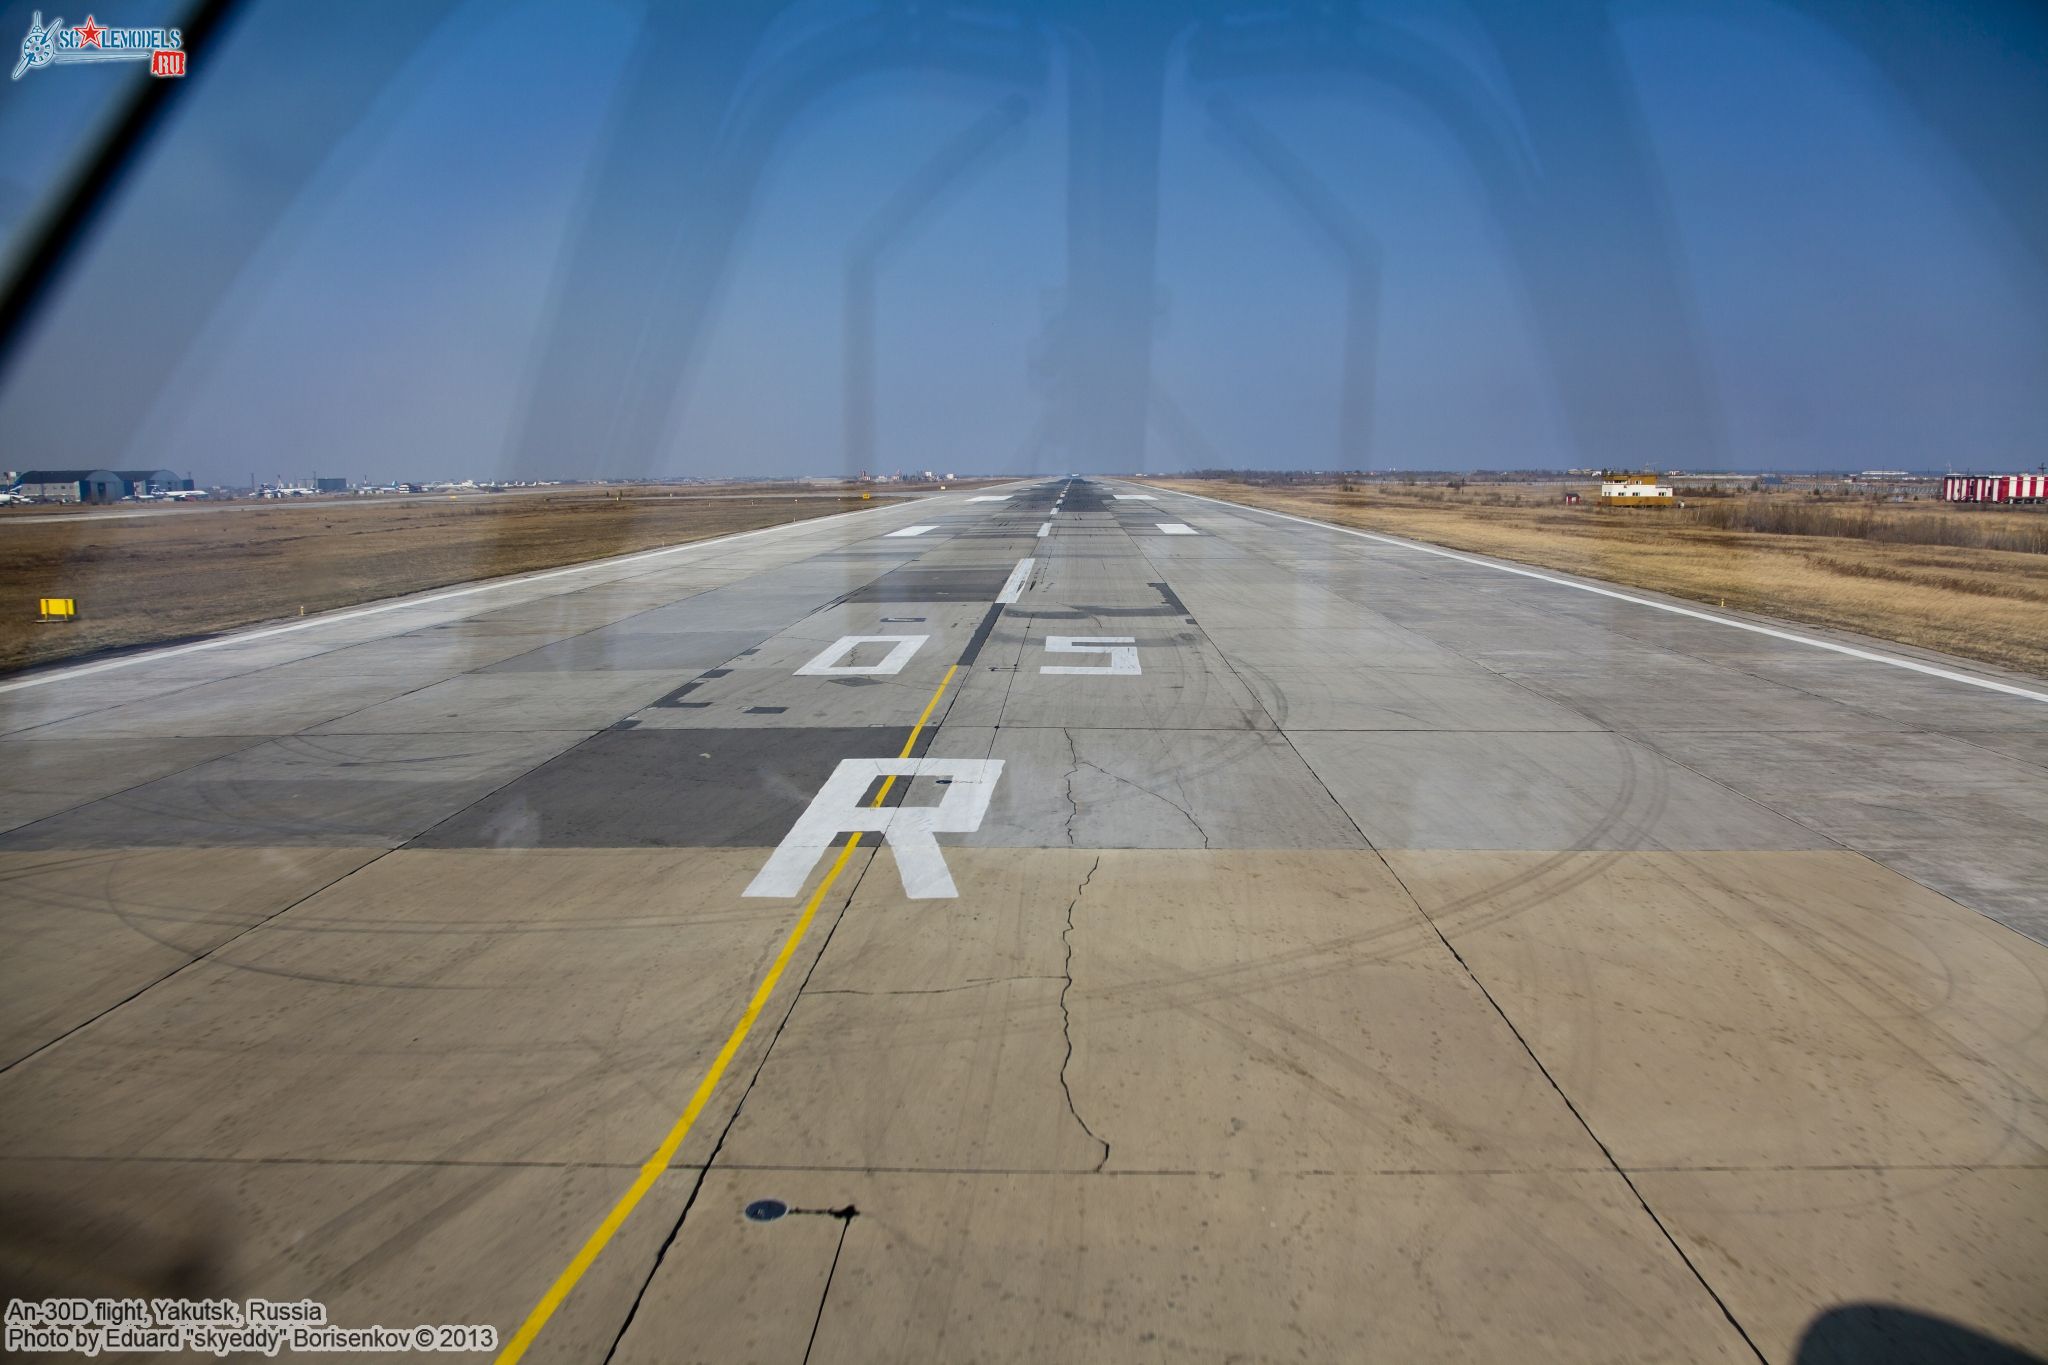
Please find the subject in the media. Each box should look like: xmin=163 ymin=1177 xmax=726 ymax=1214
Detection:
xmin=842 ymin=568 xmax=1012 ymax=603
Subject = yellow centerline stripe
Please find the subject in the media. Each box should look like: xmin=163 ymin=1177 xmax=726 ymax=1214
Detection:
xmin=495 ymin=662 xmax=961 ymax=1365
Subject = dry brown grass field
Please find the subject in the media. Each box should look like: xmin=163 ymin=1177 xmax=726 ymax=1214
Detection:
xmin=1147 ymin=478 xmax=2048 ymax=677
xmin=0 ymin=483 xmax=940 ymax=674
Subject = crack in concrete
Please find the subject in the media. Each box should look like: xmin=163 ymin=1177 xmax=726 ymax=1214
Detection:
xmin=1073 ymin=754 xmax=1212 ymax=848
xmin=1061 ymin=727 xmax=1082 ymax=848
xmin=1059 ymin=854 xmax=1110 ymax=1171
xmin=1169 ymin=767 xmax=1214 ymax=849
xmin=808 ymin=976 xmax=1062 ymax=998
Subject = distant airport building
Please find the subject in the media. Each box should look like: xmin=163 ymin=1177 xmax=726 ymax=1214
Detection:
xmin=1943 ymin=474 xmax=2047 ymax=504
xmin=11 ymin=468 xmax=126 ymax=503
xmin=316 ymin=477 xmax=349 ymax=493
xmin=1598 ymin=474 xmax=1675 ymax=507
xmin=116 ymin=469 xmax=192 ymax=495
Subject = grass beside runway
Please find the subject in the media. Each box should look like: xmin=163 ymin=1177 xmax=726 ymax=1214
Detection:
xmin=1147 ymin=477 xmax=2048 ymax=677
xmin=0 ymin=483 xmax=981 ymax=675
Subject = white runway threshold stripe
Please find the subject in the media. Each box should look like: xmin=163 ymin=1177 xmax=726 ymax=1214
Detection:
xmin=884 ymin=524 xmax=940 ymax=538
xmin=0 ymin=493 xmax=945 ymax=696
xmin=1157 ymin=523 xmax=1197 ymax=535
xmin=1153 ymin=483 xmax=2048 ymax=706
xmin=997 ymin=557 xmax=1035 ymax=604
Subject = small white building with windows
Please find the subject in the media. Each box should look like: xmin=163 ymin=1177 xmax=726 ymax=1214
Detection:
xmin=1597 ymin=474 xmax=1675 ymax=507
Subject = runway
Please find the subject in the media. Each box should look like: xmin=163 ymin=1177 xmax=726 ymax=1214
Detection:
xmin=1 ymin=478 xmax=2043 ymax=1362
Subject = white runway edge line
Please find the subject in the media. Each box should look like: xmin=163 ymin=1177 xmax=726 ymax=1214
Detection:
xmin=997 ymin=557 xmax=1035 ymax=604
xmin=0 ymin=494 xmax=957 ymax=696
xmin=1152 ymin=484 xmax=2048 ymax=706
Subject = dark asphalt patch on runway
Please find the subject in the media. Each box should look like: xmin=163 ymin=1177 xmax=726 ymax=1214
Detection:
xmin=406 ymin=727 xmax=916 ymax=849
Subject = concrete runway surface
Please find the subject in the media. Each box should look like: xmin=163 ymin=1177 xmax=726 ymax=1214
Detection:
xmin=1 ymin=479 xmax=2043 ymax=1362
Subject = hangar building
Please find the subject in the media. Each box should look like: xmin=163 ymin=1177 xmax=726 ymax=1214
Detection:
xmin=11 ymin=469 xmax=126 ymax=503
xmin=7 ymin=468 xmax=191 ymax=502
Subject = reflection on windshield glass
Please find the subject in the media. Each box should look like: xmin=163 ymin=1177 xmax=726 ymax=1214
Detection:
xmin=1 ymin=5 xmax=2044 ymax=1365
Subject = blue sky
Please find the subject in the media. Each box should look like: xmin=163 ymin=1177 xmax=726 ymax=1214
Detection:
xmin=0 ymin=0 xmax=2043 ymax=483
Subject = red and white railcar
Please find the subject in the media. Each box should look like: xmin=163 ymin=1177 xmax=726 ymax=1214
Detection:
xmin=1942 ymin=474 xmax=2047 ymax=504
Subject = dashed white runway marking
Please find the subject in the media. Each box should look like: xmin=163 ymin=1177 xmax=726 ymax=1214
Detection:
xmin=884 ymin=524 xmax=939 ymax=537
xmin=1157 ymin=522 xmax=1197 ymax=535
xmin=997 ymin=557 xmax=1034 ymax=604
xmin=1037 ymin=522 xmax=1051 ymax=538
xmin=966 ymin=495 xmax=1010 ymax=502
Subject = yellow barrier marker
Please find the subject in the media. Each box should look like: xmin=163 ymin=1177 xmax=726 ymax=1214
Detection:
xmin=37 ymin=597 xmax=76 ymax=622
xmin=495 ymin=662 xmax=961 ymax=1365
